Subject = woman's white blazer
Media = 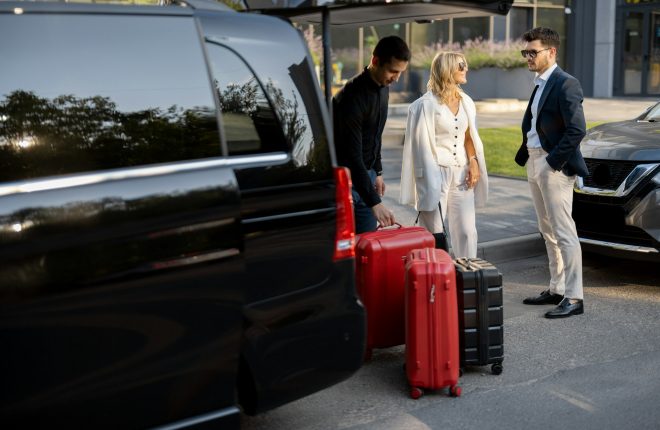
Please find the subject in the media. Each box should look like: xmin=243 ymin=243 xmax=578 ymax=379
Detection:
xmin=399 ymin=91 xmax=488 ymax=211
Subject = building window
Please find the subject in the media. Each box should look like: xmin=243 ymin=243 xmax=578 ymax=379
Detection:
xmin=492 ymin=15 xmax=507 ymax=42
xmin=411 ymin=20 xmax=450 ymax=45
xmin=537 ymin=7 xmax=568 ymax=66
xmin=622 ymin=11 xmax=644 ymax=94
xmin=453 ymin=17 xmax=490 ymax=44
xmin=649 ymin=11 xmax=660 ymax=94
xmin=510 ymin=6 xmax=534 ymax=40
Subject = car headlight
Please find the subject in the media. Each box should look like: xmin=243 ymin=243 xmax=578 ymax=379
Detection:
xmin=623 ymin=163 xmax=660 ymax=194
xmin=653 ymin=169 xmax=660 ymax=186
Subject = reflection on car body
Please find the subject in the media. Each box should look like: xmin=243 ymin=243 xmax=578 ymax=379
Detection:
xmin=0 ymin=2 xmax=364 ymax=428
xmin=573 ymin=100 xmax=660 ymax=260
xmin=0 ymin=0 xmax=515 ymax=428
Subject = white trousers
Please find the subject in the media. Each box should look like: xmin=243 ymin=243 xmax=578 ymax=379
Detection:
xmin=526 ymin=148 xmax=583 ymax=300
xmin=418 ymin=164 xmax=477 ymax=258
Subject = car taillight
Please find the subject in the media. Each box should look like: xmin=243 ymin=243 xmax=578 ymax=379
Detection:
xmin=333 ymin=166 xmax=356 ymax=261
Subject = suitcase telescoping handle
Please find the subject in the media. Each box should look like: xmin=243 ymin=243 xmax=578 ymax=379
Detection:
xmin=377 ymin=222 xmax=403 ymax=230
xmin=456 ymin=257 xmax=474 ymax=270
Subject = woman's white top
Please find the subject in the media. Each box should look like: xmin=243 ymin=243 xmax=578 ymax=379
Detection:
xmin=400 ymin=91 xmax=489 ymax=212
xmin=434 ymin=102 xmax=469 ymax=167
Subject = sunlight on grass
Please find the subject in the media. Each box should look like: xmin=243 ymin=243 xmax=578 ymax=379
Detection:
xmin=479 ymin=122 xmax=605 ymax=178
xmin=479 ymin=127 xmax=525 ymax=178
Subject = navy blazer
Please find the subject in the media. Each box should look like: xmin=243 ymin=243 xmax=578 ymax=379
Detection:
xmin=515 ymin=66 xmax=588 ymax=177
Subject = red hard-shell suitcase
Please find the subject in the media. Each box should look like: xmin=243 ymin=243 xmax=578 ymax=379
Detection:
xmin=405 ymin=248 xmax=461 ymax=399
xmin=356 ymin=224 xmax=435 ymax=358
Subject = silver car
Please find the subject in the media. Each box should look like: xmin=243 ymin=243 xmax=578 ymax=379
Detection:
xmin=573 ymin=101 xmax=660 ymax=261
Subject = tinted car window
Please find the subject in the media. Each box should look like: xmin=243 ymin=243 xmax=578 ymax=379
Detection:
xmin=201 ymin=14 xmax=330 ymax=170
xmin=206 ymin=43 xmax=288 ymax=155
xmin=234 ymin=37 xmax=330 ymax=171
xmin=0 ymin=14 xmax=220 ymax=182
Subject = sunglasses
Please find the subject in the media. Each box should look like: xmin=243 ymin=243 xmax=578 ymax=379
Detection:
xmin=520 ymin=48 xmax=551 ymax=59
xmin=458 ymin=62 xmax=468 ymax=72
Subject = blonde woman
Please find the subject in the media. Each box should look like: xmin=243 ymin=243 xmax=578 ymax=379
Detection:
xmin=400 ymin=52 xmax=488 ymax=258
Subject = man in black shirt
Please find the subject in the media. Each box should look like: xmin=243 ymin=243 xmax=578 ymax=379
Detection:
xmin=333 ymin=35 xmax=410 ymax=233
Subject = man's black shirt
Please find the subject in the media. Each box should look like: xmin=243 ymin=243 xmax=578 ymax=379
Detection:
xmin=333 ymin=68 xmax=388 ymax=208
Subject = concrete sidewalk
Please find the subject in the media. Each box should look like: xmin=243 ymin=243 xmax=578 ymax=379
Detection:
xmin=385 ymin=97 xmax=657 ymax=134
xmin=380 ymin=97 xmax=658 ymax=263
xmin=381 ymin=144 xmax=544 ymax=264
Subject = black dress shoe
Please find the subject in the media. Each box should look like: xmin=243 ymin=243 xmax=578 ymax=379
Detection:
xmin=545 ymin=298 xmax=584 ymax=319
xmin=523 ymin=289 xmax=563 ymax=305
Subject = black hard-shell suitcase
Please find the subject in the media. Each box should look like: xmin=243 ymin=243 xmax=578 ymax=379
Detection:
xmin=454 ymin=258 xmax=504 ymax=375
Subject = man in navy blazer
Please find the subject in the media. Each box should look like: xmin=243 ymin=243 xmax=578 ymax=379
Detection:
xmin=514 ymin=27 xmax=587 ymax=319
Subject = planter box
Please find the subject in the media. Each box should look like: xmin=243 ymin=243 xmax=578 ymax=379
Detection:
xmin=462 ymin=67 xmax=534 ymax=100
xmin=402 ymin=67 xmax=535 ymax=101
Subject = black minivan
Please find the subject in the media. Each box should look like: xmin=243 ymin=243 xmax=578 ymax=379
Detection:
xmin=0 ymin=0 xmax=513 ymax=428
xmin=0 ymin=1 xmax=361 ymax=428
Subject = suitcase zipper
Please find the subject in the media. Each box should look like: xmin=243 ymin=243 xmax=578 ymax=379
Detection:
xmin=478 ymin=269 xmax=489 ymax=365
xmin=428 ymin=250 xmax=437 ymax=386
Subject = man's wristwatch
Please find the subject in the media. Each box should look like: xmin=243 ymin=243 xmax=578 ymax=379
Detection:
xmin=376 ymin=170 xmax=383 ymax=176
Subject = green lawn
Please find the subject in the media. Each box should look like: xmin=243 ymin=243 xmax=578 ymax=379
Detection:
xmin=479 ymin=122 xmax=605 ymax=178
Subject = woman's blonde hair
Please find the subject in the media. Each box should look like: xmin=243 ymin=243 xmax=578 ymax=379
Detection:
xmin=427 ymin=52 xmax=467 ymax=104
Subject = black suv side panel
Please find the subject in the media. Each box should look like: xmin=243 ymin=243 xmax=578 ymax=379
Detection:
xmin=0 ymin=4 xmax=365 ymax=428
xmin=198 ymin=13 xmax=364 ymax=414
xmin=0 ymin=164 xmax=244 ymax=429
xmin=0 ymin=9 xmax=245 ymax=429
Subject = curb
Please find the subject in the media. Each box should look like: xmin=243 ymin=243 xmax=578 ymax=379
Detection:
xmin=475 ymin=98 xmax=528 ymax=113
xmin=382 ymin=132 xmax=404 ymax=147
xmin=388 ymin=99 xmax=528 ymax=116
xmin=388 ymin=104 xmax=409 ymax=116
xmin=477 ymin=233 xmax=545 ymax=264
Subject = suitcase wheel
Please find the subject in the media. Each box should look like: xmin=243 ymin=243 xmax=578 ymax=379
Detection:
xmin=410 ymin=387 xmax=424 ymax=400
xmin=450 ymin=385 xmax=462 ymax=397
xmin=491 ymin=363 xmax=503 ymax=375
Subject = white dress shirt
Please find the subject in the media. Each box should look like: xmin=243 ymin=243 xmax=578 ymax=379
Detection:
xmin=526 ymin=62 xmax=558 ymax=149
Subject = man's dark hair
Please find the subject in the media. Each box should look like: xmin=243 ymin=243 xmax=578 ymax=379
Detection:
xmin=373 ymin=35 xmax=411 ymax=64
xmin=523 ymin=27 xmax=560 ymax=49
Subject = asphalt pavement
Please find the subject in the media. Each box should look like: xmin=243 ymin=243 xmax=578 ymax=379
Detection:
xmin=241 ymin=97 xmax=660 ymax=430
xmin=242 ymin=252 xmax=660 ymax=430
xmin=380 ymin=97 xmax=658 ymax=263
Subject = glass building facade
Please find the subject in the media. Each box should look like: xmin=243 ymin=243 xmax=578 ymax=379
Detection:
xmin=327 ymin=0 xmax=570 ymax=78
xmin=324 ymin=0 xmax=660 ymax=98
xmin=617 ymin=0 xmax=660 ymax=96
